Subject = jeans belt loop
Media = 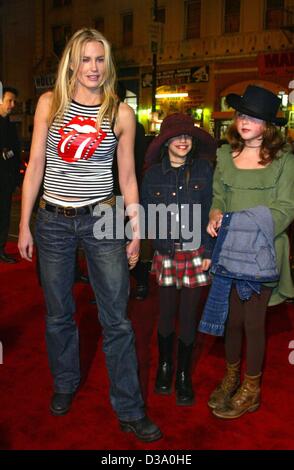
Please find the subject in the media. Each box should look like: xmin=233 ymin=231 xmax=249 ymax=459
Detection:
xmin=88 ymin=204 xmax=93 ymax=216
xmin=39 ymin=198 xmax=46 ymax=210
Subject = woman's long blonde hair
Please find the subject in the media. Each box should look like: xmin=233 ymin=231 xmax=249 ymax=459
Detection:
xmin=49 ymin=28 xmax=118 ymax=128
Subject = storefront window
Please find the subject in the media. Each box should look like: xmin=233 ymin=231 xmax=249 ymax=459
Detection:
xmin=52 ymin=24 xmax=71 ymax=57
xmin=277 ymin=91 xmax=289 ymax=110
xmin=265 ymin=0 xmax=284 ymax=29
xmin=157 ymin=7 xmax=166 ymax=24
xmin=214 ymin=120 xmax=232 ymax=140
xmin=288 ymin=110 xmax=294 ymax=138
xmin=221 ymin=96 xmax=230 ymax=111
xmin=185 ymin=0 xmax=201 ymax=39
xmin=122 ymin=12 xmax=133 ymax=47
xmin=125 ymin=89 xmax=137 ymax=114
xmin=224 ymin=0 xmax=240 ymax=34
xmin=53 ymin=0 xmax=71 ymax=7
xmin=95 ymin=17 xmax=105 ymax=34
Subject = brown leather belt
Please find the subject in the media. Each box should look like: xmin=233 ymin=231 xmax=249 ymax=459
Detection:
xmin=39 ymin=195 xmax=116 ymax=218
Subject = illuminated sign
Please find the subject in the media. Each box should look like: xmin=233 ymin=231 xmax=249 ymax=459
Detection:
xmin=258 ymin=52 xmax=294 ymax=77
xmin=141 ymin=66 xmax=209 ymax=87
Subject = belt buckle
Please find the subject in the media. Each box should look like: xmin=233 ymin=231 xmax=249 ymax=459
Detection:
xmin=64 ymin=206 xmax=77 ymax=217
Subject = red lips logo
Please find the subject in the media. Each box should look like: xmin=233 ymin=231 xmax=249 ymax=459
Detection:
xmin=58 ymin=116 xmax=107 ymax=163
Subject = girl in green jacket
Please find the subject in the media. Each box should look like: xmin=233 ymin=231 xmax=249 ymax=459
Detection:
xmin=206 ymin=84 xmax=294 ymax=419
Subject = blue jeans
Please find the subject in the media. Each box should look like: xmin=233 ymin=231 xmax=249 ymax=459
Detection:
xmin=198 ymin=276 xmax=262 ymax=336
xmin=198 ymin=275 xmax=233 ymax=336
xmin=35 ymin=207 xmax=145 ymax=421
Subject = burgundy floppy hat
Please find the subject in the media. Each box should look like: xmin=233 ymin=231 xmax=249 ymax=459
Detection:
xmin=145 ymin=113 xmax=217 ymax=165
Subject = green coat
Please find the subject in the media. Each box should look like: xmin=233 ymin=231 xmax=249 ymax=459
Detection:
xmin=212 ymin=144 xmax=294 ymax=306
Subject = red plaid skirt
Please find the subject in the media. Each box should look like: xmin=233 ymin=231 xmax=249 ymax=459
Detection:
xmin=151 ymin=247 xmax=211 ymax=289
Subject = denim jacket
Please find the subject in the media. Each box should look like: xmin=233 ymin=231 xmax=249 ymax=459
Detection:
xmin=199 ymin=206 xmax=279 ymax=336
xmin=210 ymin=205 xmax=279 ymax=281
xmin=141 ymin=155 xmax=214 ymax=257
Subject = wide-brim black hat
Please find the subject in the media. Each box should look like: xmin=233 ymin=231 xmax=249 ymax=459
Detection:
xmin=145 ymin=113 xmax=217 ymax=165
xmin=226 ymin=85 xmax=287 ymax=126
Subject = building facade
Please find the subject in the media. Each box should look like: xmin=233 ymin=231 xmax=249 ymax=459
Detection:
xmin=0 ymin=0 xmax=293 ymax=139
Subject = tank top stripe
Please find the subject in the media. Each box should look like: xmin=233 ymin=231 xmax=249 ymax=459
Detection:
xmin=43 ymin=100 xmax=117 ymax=206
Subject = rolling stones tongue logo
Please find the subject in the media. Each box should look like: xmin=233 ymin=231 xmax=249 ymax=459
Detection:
xmin=58 ymin=116 xmax=107 ymax=163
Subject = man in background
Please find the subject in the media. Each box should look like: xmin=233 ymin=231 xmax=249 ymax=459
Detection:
xmin=113 ymin=81 xmax=150 ymax=300
xmin=0 ymin=86 xmax=20 ymax=263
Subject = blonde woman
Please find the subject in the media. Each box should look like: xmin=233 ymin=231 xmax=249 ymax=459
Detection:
xmin=18 ymin=28 xmax=161 ymax=442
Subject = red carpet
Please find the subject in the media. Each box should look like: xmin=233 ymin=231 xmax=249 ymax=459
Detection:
xmin=1 ymin=241 xmax=294 ymax=450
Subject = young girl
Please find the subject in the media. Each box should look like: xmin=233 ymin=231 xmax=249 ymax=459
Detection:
xmin=141 ymin=113 xmax=216 ymax=405
xmin=205 ymin=85 xmax=294 ymax=419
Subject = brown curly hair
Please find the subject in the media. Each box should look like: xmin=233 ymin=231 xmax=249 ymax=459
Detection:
xmin=226 ymin=118 xmax=285 ymax=166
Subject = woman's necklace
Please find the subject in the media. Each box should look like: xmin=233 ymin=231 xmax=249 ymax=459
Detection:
xmin=244 ymin=142 xmax=262 ymax=148
xmin=169 ymin=160 xmax=186 ymax=167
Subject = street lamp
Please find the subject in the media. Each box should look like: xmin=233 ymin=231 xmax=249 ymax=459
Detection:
xmin=151 ymin=0 xmax=158 ymax=114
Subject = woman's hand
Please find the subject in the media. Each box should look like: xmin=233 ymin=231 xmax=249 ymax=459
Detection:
xmin=18 ymin=226 xmax=34 ymax=262
xmin=202 ymin=258 xmax=211 ymax=271
xmin=207 ymin=209 xmax=223 ymax=237
xmin=126 ymin=239 xmax=140 ymax=270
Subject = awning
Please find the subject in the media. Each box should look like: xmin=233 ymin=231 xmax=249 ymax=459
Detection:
xmin=220 ymin=80 xmax=288 ymax=97
xmin=212 ymin=111 xmax=234 ymax=119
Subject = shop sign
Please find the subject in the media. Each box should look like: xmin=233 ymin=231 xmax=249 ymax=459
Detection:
xmin=190 ymin=66 xmax=209 ymax=83
xmin=141 ymin=66 xmax=209 ymax=88
xmin=183 ymin=89 xmax=206 ymax=108
xmin=34 ymin=74 xmax=56 ymax=90
xmin=149 ymin=21 xmax=163 ymax=53
xmin=258 ymin=52 xmax=294 ymax=78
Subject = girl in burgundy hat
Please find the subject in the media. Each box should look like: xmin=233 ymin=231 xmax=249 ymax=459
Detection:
xmin=205 ymin=84 xmax=294 ymax=419
xmin=141 ymin=113 xmax=216 ymax=405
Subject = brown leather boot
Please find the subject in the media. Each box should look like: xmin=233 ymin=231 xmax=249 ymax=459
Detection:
xmin=212 ymin=373 xmax=261 ymax=419
xmin=208 ymin=361 xmax=240 ymax=409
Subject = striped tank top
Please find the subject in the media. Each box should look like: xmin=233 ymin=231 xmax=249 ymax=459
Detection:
xmin=43 ymin=100 xmax=117 ymax=207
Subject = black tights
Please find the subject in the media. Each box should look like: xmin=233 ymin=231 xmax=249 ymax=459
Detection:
xmin=225 ymin=286 xmax=272 ymax=375
xmin=158 ymin=286 xmax=203 ymax=345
